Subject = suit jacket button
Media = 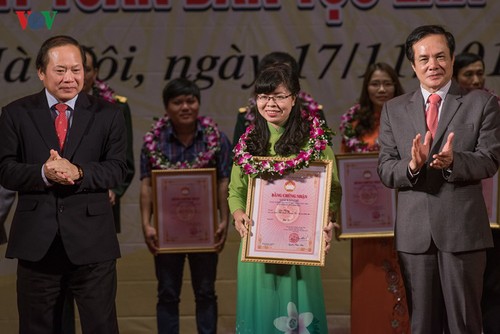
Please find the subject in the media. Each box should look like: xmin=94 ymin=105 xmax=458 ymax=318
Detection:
xmin=59 ymin=205 xmax=64 ymax=213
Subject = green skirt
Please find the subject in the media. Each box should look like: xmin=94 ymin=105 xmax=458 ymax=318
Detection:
xmin=235 ymin=245 xmax=328 ymax=334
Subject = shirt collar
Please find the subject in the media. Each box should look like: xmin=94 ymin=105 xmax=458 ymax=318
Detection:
xmin=165 ymin=118 xmax=204 ymax=140
xmin=420 ymin=80 xmax=452 ymax=103
xmin=45 ymin=89 xmax=78 ymax=110
xmin=267 ymin=122 xmax=285 ymax=135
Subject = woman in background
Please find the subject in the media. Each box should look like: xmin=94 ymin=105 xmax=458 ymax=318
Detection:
xmin=339 ymin=63 xmax=409 ymax=334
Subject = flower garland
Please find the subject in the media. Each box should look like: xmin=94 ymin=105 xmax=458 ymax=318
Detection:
xmin=242 ymin=91 xmax=322 ymax=128
xmin=92 ymin=79 xmax=116 ymax=103
xmin=143 ymin=116 xmax=221 ymax=169
xmin=233 ymin=107 xmax=333 ymax=177
xmin=339 ymin=103 xmax=380 ymax=152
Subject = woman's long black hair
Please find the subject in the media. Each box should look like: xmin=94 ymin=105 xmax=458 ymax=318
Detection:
xmin=355 ymin=63 xmax=404 ymax=137
xmin=246 ymin=64 xmax=310 ymax=157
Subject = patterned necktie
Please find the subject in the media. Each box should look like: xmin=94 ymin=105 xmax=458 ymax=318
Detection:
xmin=54 ymin=103 xmax=68 ymax=149
xmin=426 ymin=94 xmax=441 ymax=138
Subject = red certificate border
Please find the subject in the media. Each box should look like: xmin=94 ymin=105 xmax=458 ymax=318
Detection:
xmin=336 ymin=153 xmax=397 ymax=238
xmin=241 ymin=158 xmax=333 ymax=266
xmin=152 ymin=168 xmax=218 ymax=253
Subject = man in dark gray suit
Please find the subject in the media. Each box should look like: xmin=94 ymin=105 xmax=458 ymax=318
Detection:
xmin=0 ymin=185 xmax=15 ymax=245
xmin=378 ymin=25 xmax=500 ymax=333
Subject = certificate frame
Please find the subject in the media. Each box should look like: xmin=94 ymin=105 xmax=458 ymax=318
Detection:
xmin=336 ymin=153 xmax=397 ymax=238
xmin=152 ymin=168 xmax=218 ymax=253
xmin=241 ymin=158 xmax=333 ymax=266
xmin=482 ymin=172 xmax=500 ymax=229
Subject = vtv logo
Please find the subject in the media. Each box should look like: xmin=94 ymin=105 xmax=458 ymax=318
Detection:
xmin=16 ymin=11 xmax=58 ymax=30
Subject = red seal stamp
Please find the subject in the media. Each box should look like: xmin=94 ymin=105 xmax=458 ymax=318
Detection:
xmin=289 ymin=233 xmax=299 ymax=243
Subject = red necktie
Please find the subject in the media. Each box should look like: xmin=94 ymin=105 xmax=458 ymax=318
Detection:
xmin=426 ymin=94 xmax=441 ymax=138
xmin=54 ymin=103 xmax=68 ymax=149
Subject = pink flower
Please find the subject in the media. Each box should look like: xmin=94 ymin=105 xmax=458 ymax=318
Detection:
xmin=311 ymin=127 xmax=324 ymax=137
xmin=243 ymin=164 xmax=257 ymax=174
xmin=297 ymin=151 xmax=311 ymax=161
xmin=314 ymin=140 xmax=326 ymax=150
xmin=200 ymin=117 xmax=211 ymax=126
xmin=236 ymin=156 xmax=249 ymax=165
xmin=262 ymin=160 xmax=270 ymax=168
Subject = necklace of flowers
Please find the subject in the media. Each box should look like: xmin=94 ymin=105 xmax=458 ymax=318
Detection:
xmin=233 ymin=108 xmax=333 ymax=177
xmin=339 ymin=103 xmax=380 ymax=152
xmin=93 ymin=79 xmax=116 ymax=103
xmin=143 ymin=115 xmax=221 ymax=169
xmin=242 ymin=91 xmax=322 ymax=126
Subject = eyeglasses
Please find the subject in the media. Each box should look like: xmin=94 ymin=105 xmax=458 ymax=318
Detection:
xmin=256 ymin=93 xmax=293 ymax=103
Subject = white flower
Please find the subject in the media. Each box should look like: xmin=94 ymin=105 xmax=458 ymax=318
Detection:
xmin=273 ymin=302 xmax=313 ymax=334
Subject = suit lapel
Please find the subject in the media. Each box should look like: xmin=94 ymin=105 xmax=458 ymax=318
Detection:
xmin=64 ymin=93 xmax=93 ymax=159
xmin=407 ymin=90 xmax=427 ymax=137
xmin=434 ymin=81 xmax=463 ymax=143
xmin=27 ymin=90 xmax=60 ymax=151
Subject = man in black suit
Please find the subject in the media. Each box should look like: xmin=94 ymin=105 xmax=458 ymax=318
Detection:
xmin=0 ymin=35 xmax=127 ymax=334
xmin=0 ymin=185 xmax=15 ymax=245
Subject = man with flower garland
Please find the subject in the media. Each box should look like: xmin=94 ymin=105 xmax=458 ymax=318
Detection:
xmin=140 ymin=78 xmax=231 ymax=334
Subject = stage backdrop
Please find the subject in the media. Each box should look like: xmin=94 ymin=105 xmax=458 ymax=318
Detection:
xmin=1 ymin=1 xmax=499 ymax=333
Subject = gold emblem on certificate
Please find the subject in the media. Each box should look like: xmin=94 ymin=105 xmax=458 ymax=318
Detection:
xmin=274 ymin=181 xmax=301 ymax=224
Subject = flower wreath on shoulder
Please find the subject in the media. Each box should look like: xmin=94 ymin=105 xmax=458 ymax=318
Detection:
xmin=233 ymin=106 xmax=333 ymax=178
xmin=143 ymin=116 xmax=221 ymax=169
xmin=93 ymin=79 xmax=116 ymax=103
xmin=339 ymin=103 xmax=379 ymax=152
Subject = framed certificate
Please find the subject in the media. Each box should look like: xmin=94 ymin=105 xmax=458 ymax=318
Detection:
xmin=336 ymin=153 xmax=396 ymax=238
xmin=152 ymin=168 xmax=218 ymax=253
xmin=241 ymin=158 xmax=333 ymax=266
xmin=482 ymin=172 xmax=499 ymax=229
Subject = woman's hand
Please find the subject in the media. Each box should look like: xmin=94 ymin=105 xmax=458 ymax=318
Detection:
xmin=324 ymin=220 xmax=343 ymax=254
xmin=232 ymin=209 xmax=251 ymax=238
